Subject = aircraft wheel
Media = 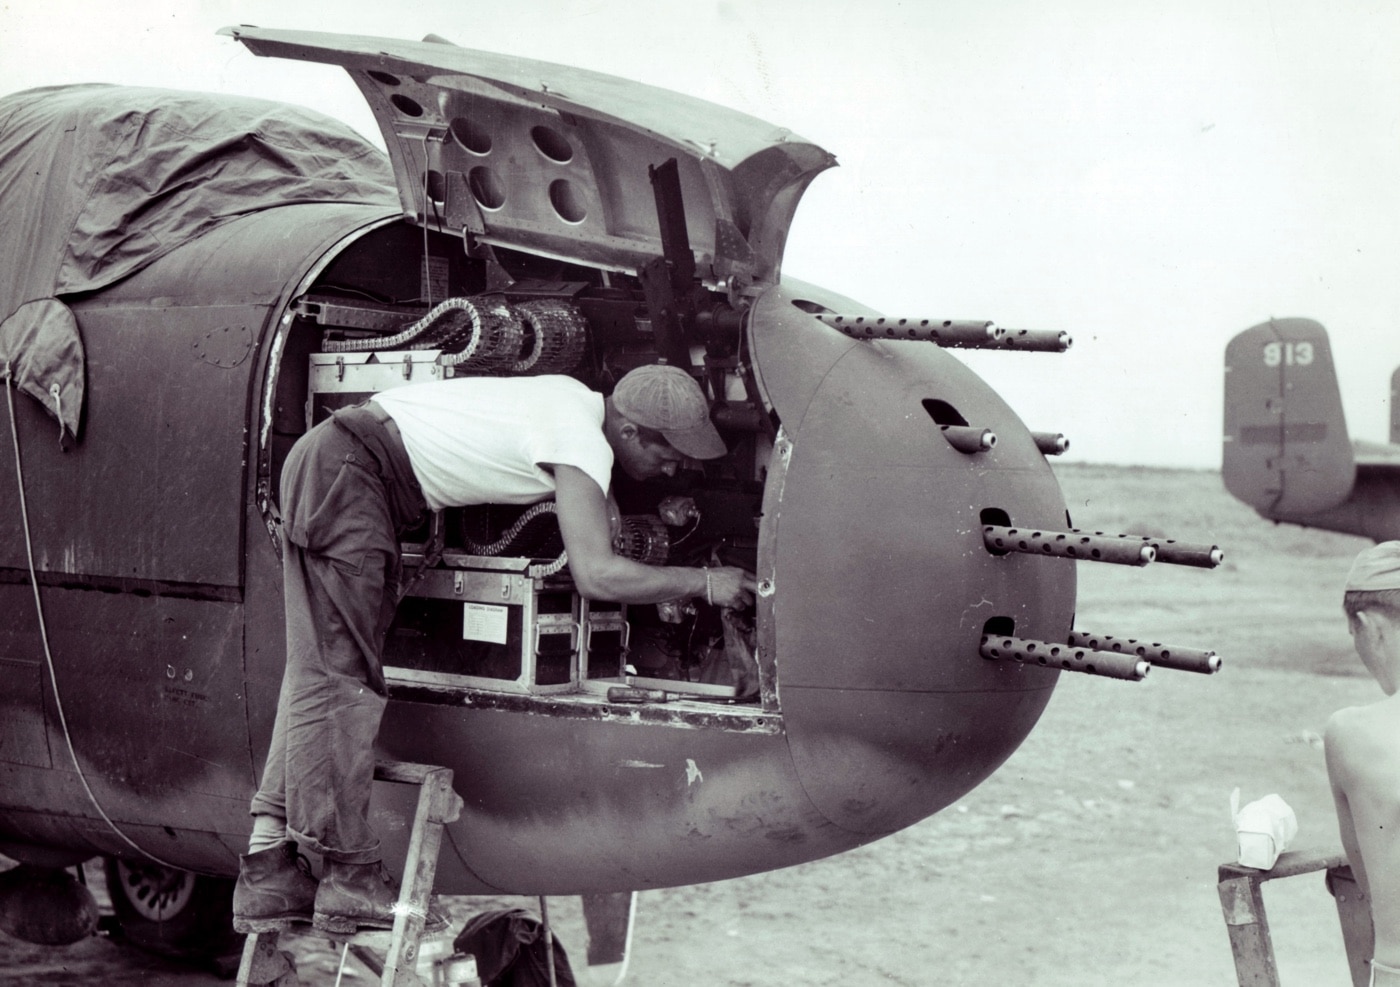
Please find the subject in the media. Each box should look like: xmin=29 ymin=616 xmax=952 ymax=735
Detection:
xmin=102 ymin=857 xmax=243 ymax=964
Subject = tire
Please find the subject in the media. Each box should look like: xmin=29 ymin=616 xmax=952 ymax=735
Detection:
xmin=102 ymin=857 xmax=244 ymax=965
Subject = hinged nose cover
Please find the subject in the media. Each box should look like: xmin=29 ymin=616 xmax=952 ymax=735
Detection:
xmin=222 ymin=27 xmax=836 ymax=287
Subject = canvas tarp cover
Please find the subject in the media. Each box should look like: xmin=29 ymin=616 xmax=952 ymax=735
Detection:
xmin=0 ymin=299 xmax=83 ymax=442
xmin=0 ymin=83 xmax=398 ymax=439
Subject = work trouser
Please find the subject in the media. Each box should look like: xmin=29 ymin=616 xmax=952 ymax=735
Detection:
xmin=250 ymin=405 xmax=426 ymax=863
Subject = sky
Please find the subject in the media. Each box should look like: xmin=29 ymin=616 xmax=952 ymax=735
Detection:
xmin=2 ymin=0 xmax=1397 ymax=468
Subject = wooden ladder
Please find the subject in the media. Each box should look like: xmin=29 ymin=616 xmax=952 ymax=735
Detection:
xmin=235 ymin=760 xmax=464 ymax=987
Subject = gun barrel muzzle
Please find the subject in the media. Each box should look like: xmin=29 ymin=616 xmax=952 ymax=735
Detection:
xmin=942 ymin=425 xmax=997 ymax=453
xmin=1031 ymin=431 xmax=1070 ymax=455
xmin=981 ymin=634 xmax=1149 ymax=681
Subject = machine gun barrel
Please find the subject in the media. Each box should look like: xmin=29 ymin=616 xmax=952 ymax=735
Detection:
xmin=1000 ymin=328 xmax=1073 ymax=352
xmin=1069 ymin=531 xmax=1223 ymax=568
xmin=818 ymin=315 xmax=1073 ymax=352
xmin=1068 ymin=631 xmax=1222 ymax=674
xmin=980 ymin=635 xmax=1149 ymax=681
xmin=941 ymin=425 xmax=997 ymax=453
xmin=818 ymin=316 xmax=1006 ymax=348
xmin=1030 ymin=431 xmax=1069 ymax=455
xmin=982 ymin=525 xmax=1156 ymax=566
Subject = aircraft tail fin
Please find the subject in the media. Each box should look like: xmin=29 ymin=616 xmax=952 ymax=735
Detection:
xmin=1222 ymin=318 xmax=1356 ymax=517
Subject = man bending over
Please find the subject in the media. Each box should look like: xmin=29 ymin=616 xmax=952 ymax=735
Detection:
xmin=233 ymin=364 xmax=754 ymax=935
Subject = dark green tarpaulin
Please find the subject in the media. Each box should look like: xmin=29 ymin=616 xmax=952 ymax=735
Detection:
xmin=0 ymin=83 xmax=397 ymax=440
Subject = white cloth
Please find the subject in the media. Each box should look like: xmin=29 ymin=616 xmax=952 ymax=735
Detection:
xmin=370 ymin=375 xmax=613 ymax=510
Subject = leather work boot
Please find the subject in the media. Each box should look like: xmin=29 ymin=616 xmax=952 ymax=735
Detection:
xmin=232 ymin=842 xmax=318 ymax=933
xmin=313 ymin=860 xmax=446 ymax=935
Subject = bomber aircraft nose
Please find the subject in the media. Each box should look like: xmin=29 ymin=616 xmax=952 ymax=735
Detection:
xmin=750 ymin=285 xmax=1075 ymax=836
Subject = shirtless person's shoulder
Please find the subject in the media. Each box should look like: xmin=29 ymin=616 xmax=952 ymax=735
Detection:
xmin=1329 ymin=543 xmax=1400 ymax=982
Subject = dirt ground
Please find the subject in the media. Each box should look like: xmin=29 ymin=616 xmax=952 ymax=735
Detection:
xmin=0 ymin=462 xmax=1378 ymax=985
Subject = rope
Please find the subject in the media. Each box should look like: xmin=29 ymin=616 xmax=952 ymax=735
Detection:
xmin=3 ymin=362 xmax=177 ymax=868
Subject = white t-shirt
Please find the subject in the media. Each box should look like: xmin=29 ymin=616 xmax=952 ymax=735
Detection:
xmin=369 ymin=375 xmax=613 ymax=511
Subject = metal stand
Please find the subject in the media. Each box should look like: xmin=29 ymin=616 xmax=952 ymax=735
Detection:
xmin=235 ymin=761 xmax=464 ymax=987
xmin=1217 ymin=847 xmax=1373 ymax=987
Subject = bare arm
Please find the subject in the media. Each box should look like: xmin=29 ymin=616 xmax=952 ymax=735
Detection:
xmin=1326 ymin=705 xmax=1400 ymax=965
xmin=549 ymin=464 xmax=755 ymax=607
xmin=1326 ymin=710 xmax=1371 ymax=898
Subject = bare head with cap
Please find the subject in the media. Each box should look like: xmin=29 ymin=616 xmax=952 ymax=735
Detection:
xmin=603 ymin=364 xmax=726 ymax=481
xmin=1344 ymin=542 xmax=1400 ymax=619
xmin=1343 ymin=541 xmax=1400 ymax=694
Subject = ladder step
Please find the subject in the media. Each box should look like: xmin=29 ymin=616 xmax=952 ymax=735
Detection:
xmin=235 ymin=931 xmax=296 ymax=986
xmin=374 ymin=759 xmax=442 ymax=785
xmin=318 ymin=927 xmax=396 ymax=950
xmin=236 ymin=760 xmax=460 ymax=987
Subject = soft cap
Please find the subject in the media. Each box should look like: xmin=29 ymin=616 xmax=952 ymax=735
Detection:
xmin=612 ymin=365 xmax=726 ymax=459
xmin=1345 ymin=541 xmax=1400 ymax=592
